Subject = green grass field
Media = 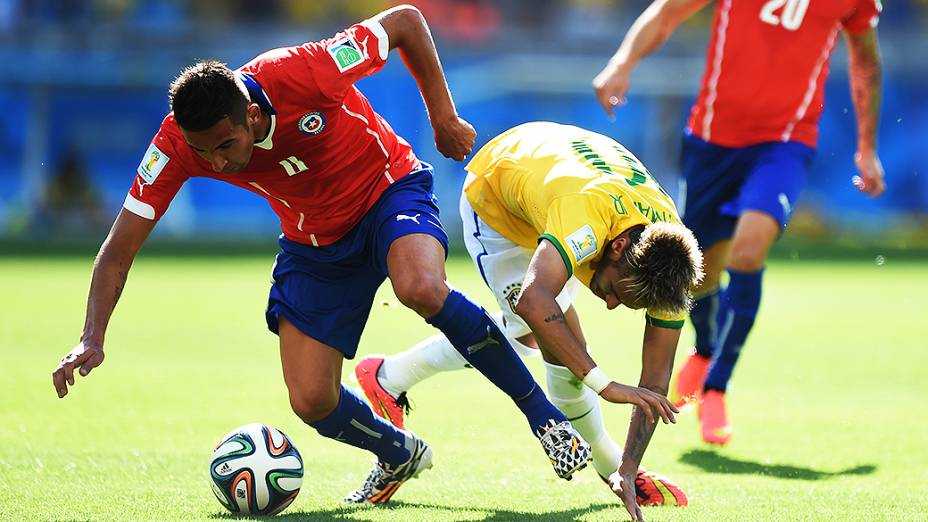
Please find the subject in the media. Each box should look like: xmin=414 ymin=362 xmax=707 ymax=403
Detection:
xmin=2 ymin=255 xmax=927 ymax=521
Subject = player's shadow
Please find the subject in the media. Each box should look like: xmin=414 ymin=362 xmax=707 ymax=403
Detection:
xmin=210 ymin=501 xmax=619 ymax=521
xmin=679 ymin=448 xmax=877 ymax=480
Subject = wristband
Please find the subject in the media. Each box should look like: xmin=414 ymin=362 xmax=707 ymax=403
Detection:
xmin=582 ymin=366 xmax=611 ymax=394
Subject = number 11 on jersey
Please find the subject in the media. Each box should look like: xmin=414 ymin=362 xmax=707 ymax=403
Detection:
xmin=279 ymin=156 xmax=309 ymax=176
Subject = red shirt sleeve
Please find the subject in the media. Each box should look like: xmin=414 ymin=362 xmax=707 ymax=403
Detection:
xmin=297 ymin=20 xmax=390 ymax=103
xmin=843 ymin=0 xmax=881 ymax=34
xmin=123 ymin=127 xmax=189 ymax=221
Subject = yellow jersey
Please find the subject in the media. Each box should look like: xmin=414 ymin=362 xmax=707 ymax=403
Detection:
xmin=464 ymin=122 xmax=685 ymax=328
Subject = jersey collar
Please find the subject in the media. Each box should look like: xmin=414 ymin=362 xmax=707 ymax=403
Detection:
xmin=238 ymin=71 xmax=276 ymax=150
xmin=254 ymin=114 xmax=276 ymax=150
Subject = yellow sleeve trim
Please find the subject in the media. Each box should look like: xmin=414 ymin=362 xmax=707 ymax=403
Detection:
xmin=538 ymin=234 xmax=573 ymax=278
xmin=646 ymin=315 xmax=685 ymax=329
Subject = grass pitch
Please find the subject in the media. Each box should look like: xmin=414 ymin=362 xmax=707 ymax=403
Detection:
xmin=1 ymin=255 xmax=926 ymax=521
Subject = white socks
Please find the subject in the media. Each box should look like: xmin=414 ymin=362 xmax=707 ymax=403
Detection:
xmin=378 ymin=311 xmax=539 ymax=396
xmin=377 ymin=332 xmax=469 ymax=397
xmin=543 ymin=361 xmax=622 ymax=478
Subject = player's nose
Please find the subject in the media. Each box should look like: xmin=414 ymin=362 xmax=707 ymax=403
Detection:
xmin=605 ymin=294 xmax=620 ymax=310
xmin=210 ymin=155 xmax=228 ymax=172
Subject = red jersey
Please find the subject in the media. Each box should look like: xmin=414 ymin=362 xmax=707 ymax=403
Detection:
xmin=686 ymin=0 xmax=881 ymax=148
xmin=123 ymin=21 xmax=420 ymax=246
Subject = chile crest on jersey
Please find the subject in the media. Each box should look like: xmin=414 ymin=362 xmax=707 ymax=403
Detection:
xmin=298 ymin=112 xmax=326 ymax=135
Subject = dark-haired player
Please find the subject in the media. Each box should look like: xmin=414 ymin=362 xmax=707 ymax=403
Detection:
xmin=51 ymin=6 xmax=591 ymax=503
xmin=594 ymin=0 xmax=885 ymax=448
xmin=355 ymin=122 xmax=703 ymax=519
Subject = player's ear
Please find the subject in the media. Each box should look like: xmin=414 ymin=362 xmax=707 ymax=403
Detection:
xmin=246 ymin=103 xmax=261 ymax=126
xmin=606 ymin=236 xmax=628 ymax=262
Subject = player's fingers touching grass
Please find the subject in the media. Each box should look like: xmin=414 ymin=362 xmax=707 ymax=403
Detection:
xmin=52 ymin=343 xmax=104 ymax=398
xmin=610 ymin=471 xmax=644 ymax=521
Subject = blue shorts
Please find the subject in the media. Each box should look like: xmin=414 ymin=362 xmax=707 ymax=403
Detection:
xmin=679 ymin=133 xmax=815 ymax=250
xmin=265 ymin=164 xmax=448 ymax=358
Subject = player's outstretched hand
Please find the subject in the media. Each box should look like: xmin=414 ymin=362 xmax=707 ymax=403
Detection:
xmin=433 ymin=115 xmax=476 ymax=161
xmin=600 ymin=382 xmax=678 ymax=425
xmin=852 ymin=150 xmax=886 ymax=197
xmin=609 ymin=470 xmax=644 ymax=521
xmin=52 ymin=342 xmax=105 ymax=398
xmin=592 ymin=61 xmax=630 ymax=118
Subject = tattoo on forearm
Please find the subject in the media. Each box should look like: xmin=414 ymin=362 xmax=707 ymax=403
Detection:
xmin=543 ymin=312 xmax=566 ymax=325
xmin=113 ymin=269 xmax=128 ymax=305
xmin=624 ymin=407 xmax=657 ymax=465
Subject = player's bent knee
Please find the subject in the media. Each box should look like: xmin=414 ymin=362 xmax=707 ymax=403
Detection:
xmin=288 ymin=386 xmax=339 ymax=423
xmin=393 ymin=276 xmax=448 ymax=317
xmin=728 ymin=246 xmax=767 ymax=272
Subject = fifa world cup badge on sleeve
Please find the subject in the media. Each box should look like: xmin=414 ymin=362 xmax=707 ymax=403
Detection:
xmin=327 ymin=36 xmax=365 ymax=73
xmin=566 ymin=225 xmax=598 ymax=263
xmin=137 ymin=144 xmax=170 ymax=184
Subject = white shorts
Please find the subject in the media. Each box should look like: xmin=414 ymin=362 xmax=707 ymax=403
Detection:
xmin=459 ymin=180 xmax=581 ymax=341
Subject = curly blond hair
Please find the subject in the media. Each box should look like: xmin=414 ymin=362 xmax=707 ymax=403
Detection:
xmin=619 ymin=222 xmax=704 ymax=316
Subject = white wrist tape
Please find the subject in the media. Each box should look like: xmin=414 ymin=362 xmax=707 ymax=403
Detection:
xmin=582 ymin=366 xmax=611 ymax=394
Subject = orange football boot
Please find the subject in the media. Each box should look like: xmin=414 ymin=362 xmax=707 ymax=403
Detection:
xmin=670 ymin=349 xmax=711 ymax=408
xmin=699 ymin=389 xmax=733 ymax=445
xmin=354 ymin=355 xmax=410 ymax=429
xmin=599 ymin=468 xmax=689 ymax=506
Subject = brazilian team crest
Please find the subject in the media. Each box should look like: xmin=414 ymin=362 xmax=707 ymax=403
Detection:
xmin=298 ymin=112 xmax=326 ymax=135
xmin=503 ymin=283 xmax=522 ymax=313
xmin=327 ymin=35 xmax=365 ymax=72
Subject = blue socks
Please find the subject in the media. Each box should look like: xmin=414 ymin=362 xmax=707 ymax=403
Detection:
xmin=690 ymin=289 xmax=720 ymax=358
xmin=310 ymin=289 xmax=569 ymax=465
xmin=427 ymin=289 xmax=567 ymax=433
xmin=308 ymin=385 xmax=411 ymax=466
xmin=704 ymin=269 xmax=764 ymax=392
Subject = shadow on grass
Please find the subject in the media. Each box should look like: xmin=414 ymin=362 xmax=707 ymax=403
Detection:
xmin=679 ymin=448 xmax=877 ymax=480
xmin=210 ymin=501 xmax=618 ymax=521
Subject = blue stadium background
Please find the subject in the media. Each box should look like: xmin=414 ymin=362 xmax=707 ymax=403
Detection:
xmin=1 ymin=0 xmax=925 ymax=250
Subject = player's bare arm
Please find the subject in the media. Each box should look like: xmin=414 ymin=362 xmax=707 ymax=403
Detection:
xmin=52 ymin=209 xmax=155 ymax=398
xmin=845 ymin=28 xmax=885 ymax=197
xmin=515 ymin=240 xmax=677 ymax=425
xmin=593 ymin=0 xmax=710 ymax=117
xmin=610 ymin=323 xmax=680 ymax=520
xmin=375 ymin=5 xmax=475 ymax=161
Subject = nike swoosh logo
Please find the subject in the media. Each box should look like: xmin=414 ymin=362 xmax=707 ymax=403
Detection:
xmin=375 ymin=396 xmax=394 ymax=423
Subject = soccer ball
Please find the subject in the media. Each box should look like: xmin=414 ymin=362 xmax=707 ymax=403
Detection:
xmin=209 ymin=423 xmax=303 ymax=516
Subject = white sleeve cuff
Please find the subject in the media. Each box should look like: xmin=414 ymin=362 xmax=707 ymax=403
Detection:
xmin=361 ymin=19 xmax=390 ymax=61
xmin=123 ymin=193 xmax=156 ymax=220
